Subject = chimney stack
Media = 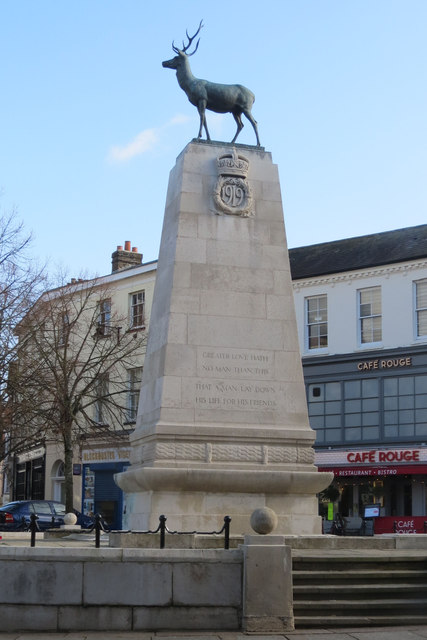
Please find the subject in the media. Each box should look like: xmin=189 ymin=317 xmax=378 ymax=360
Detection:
xmin=111 ymin=241 xmax=143 ymax=273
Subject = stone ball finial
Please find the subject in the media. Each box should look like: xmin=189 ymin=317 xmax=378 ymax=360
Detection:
xmin=64 ymin=512 xmax=78 ymax=526
xmin=250 ymin=507 xmax=278 ymax=535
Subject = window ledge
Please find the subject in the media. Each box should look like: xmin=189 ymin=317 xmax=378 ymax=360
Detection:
xmin=356 ymin=342 xmax=383 ymax=351
xmin=305 ymin=348 xmax=329 ymax=356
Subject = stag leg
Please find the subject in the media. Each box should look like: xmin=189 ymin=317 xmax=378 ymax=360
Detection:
xmin=231 ymin=112 xmax=244 ymax=144
xmin=203 ymin=117 xmax=211 ymax=141
xmin=197 ymin=101 xmax=211 ymax=141
xmin=243 ymin=110 xmax=261 ymax=146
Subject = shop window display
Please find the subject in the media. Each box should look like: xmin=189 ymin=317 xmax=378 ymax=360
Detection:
xmin=83 ymin=468 xmax=95 ymax=517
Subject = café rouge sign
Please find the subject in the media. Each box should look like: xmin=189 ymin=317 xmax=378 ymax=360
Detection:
xmin=347 ymin=449 xmax=420 ymax=464
xmin=357 ymin=356 xmax=412 ymax=371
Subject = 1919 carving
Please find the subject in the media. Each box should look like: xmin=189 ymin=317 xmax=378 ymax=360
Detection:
xmin=222 ymin=182 xmax=244 ymax=208
xmin=213 ymin=176 xmax=252 ymax=217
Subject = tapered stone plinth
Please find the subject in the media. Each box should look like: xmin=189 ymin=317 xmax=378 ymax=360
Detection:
xmin=115 ymin=140 xmax=332 ymax=534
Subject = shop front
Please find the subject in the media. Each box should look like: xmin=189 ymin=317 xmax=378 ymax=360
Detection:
xmin=316 ymin=446 xmax=427 ymax=533
xmin=81 ymin=446 xmax=130 ymax=530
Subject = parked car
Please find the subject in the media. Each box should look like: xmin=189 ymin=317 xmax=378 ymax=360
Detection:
xmin=0 ymin=500 xmax=94 ymax=531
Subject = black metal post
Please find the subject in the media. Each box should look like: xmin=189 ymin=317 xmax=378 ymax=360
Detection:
xmin=223 ymin=515 xmax=231 ymax=549
xmin=95 ymin=513 xmax=101 ymax=548
xmin=159 ymin=515 xmax=166 ymax=549
xmin=30 ymin=513 xmax=38 ymax=547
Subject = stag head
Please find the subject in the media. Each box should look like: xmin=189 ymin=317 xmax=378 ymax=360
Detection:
xmin=162 ymin=20 xmax=203 ymax=69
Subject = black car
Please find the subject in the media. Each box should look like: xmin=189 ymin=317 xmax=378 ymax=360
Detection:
xmin=0 ymin=500 xmax=94 ymax=531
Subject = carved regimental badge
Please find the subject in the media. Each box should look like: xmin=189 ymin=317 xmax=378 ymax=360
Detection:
xmin=213 ymin=149 xmax=254 ymax=217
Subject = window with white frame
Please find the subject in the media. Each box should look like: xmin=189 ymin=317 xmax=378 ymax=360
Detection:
xmin=358 ymin=286 xmax=382 ymax=344
xmin=415 ymin=280 xmax=427 ymax=338
xmin=127 ymin=367 xmax=143 ymax=422
xmin=129 ymin=291 xmax=145 ymax=329
xmin=97 ymin=299 xmax=111 ymax=336
xmin=305 ymin=295 xmax=328 ymax=350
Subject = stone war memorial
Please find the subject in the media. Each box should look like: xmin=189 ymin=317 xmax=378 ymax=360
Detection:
xmin=115 ymin=22 xmax=332 ymax=536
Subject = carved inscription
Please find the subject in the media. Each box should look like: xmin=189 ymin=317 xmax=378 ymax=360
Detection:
xmin=197 ymin=347 xmax=273 ymax=379
xmin=195 ymin=348 xmax=277 ymax=411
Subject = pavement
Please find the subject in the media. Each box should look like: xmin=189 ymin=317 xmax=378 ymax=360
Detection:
xmin=1 ymin=629 xmax=427 ymax=639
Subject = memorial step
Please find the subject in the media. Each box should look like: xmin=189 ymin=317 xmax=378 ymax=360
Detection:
xmin=293 ymin=552 xmax=427 ymax=628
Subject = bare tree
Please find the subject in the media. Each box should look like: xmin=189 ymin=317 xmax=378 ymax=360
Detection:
xmin=12 ymin=276 xmax=146 ymax=512
xmin=0 ymin=208 xmax=46 ymax=474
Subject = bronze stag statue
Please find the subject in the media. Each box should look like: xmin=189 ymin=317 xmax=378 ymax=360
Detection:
xmin=162 ymin=21 xmax=261 ymax=147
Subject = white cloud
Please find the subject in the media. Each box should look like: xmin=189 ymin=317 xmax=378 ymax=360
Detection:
xmin=107 ymin=129 xmax=158 ymax=163
xmin=107 ymin=114 xmax=193 ymax=164
xmin=166 ymin=114 xmax=192 ymax=126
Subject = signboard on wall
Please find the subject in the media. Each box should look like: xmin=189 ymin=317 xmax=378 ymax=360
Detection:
xmin=375 ymin=517 xmax=427 ymax=535
xmin=82 ymin=448 xmax=131 ymax=463
xmin=16 ymin=447 xmax=45 ymax=464
xmin=316 ymin=447 xmax=427 ymax=468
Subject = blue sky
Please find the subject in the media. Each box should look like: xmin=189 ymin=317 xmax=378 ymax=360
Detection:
xmin=1 ymin=1 xmax=426 ymax=277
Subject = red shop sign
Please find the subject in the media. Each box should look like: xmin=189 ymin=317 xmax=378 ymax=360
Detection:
xmin=374 ymin=516 xmax=427 ymax=535
xmin=321 ymin=465 xmax=427 ymax=477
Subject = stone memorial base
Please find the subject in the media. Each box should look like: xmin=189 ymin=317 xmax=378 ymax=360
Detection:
xmin=119 ymin=467 xmax=328 ymax=535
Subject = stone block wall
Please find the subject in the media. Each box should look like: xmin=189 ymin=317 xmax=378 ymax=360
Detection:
xmin=0 ymin=539 xmax=293 ymax=633
xmin=0 ymin=547 xmax=241 ymax=632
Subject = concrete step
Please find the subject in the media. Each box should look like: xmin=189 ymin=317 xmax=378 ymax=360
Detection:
xmin=294 ymin=614 xmax=427 ymax=628
xmin=294 ymin=598 xmax=427 ymax=613
xmin=286 ymin=534 xmax=427 ymax=551
xmin=293 ymin=551 xmax=427 ymax=560
xmin=293 ymin=583 xmax=427 ymax=597
xmin=293 ymin=568 xmax=427 ymax=583
xmin=293 ymin=557 xmax=427 ymax=572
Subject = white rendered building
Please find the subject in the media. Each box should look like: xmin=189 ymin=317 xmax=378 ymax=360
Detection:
xmin=290 ymin=224 xmax=427 ymax=532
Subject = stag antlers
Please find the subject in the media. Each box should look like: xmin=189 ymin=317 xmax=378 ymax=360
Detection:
xmin=172 ymin=20 xmax=203 ymax=56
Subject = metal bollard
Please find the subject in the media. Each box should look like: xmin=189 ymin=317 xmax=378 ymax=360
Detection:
xmin=94 ymin=513 xmax=101 ymax=548
xmin=159 ymin=515 xmax=166 ymax=549
xmin=29 ymin=513 xmax=38 ymax=547
xmin=223 ymin=515 xmax=231 ymax=549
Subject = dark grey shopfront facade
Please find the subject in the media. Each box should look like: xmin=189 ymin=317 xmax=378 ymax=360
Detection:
xmin=304 ymin=344 xmax=427 ymax=529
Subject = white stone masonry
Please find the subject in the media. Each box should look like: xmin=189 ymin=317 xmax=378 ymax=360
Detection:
xmin=116 ymin=141 xmax=332 ymax=534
